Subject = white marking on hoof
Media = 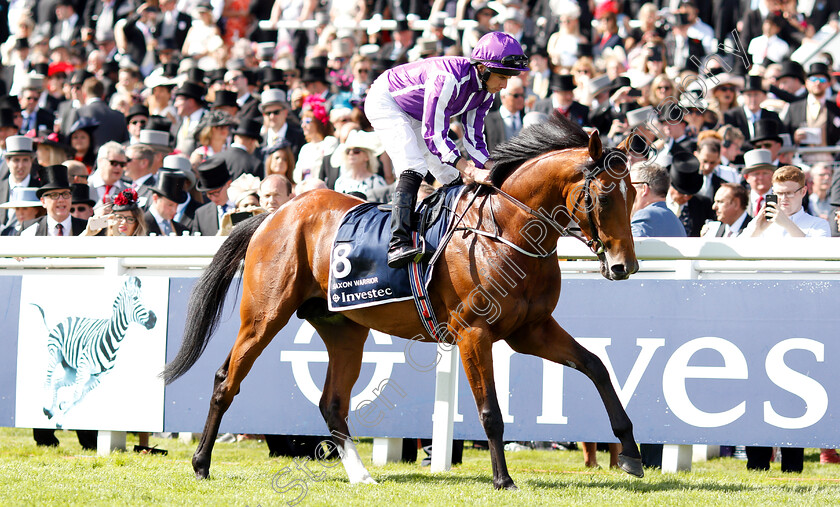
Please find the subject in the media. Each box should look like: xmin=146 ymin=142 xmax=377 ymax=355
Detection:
xmin=341 ymin=440 xmax=376 ymax=485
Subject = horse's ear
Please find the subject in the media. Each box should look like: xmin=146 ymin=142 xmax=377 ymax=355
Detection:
xmin=588 ymin=131 xmax=603 ymax=161
xmin=616 ymin=135 xmax=630 ymax=154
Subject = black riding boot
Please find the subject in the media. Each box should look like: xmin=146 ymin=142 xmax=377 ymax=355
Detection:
xmin=387 ymin=170 xmax=426 ymax=268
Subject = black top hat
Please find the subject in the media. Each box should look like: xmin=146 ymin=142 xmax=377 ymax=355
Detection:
xmin=231 ymin=118 xmax=263 ymax=142
xmin=162 ymin=63 xmax=180 ymax=78
xmin=207 ymin=68 xmax=226 ymax=84
xmin=31 ymin=62 xmax=49 ymax=76
xmin=211 ymin=90 xmax=239 ymax=109
xmin=807 ymin=62 xmax=831 ymax=78
xmin=610 ymin=76 xmax=632 ymax=94
xmin=549 ymin=74 xmax=576 ymax=92
xmin=647 ymin=45 xmax=663 ymax=62
xmin=147 ymin=115 xmax=173 ymax=133
xmin=669 ymin=150 xmax=702 ymax=195
xmin=395 ymin=19 xmax=411 ymax=32
xmin=127 ymin=104 xmax=150 ymax=121
xmin=71 ymin=183 xmax=95 ymax=206
xmin=0 ymin=108 xmax=16 ymax=129
xmin=102 ymin=60 xmax=120 ymax=75
xmin=187 ymin=68 xmax=207 ymax=84
xmin=0 ymin=96 xmax=21 ymax=113
xmin=750 ymin=119 xmax=782 ymax=145
xmin=263 ymin=67 xmax=286 ymax=86
xmin=204 ymin=110 xmax=237 ymax=128
xmin=657 ymin=101 xmax=686 ymax=123
xmin=196 ymin=157 xmax=232 ymax=192
xmin=174 ymin=80 xmax=207 ymax=102
xmin=301 ymin=66 xmax=329 ymax=84
xmin=151 ymin=170 xmax=188 ymax=203
xmin=70 ymin=69 xmax=93 ymax=86
xmin=13 ymin=38 xmax=29 ymax=51
xmin=577 ymin=43 xmax=593 ymax=58
xmin=778 ymin=61 xmax=805 ymax=83
xmin=112 ymin=188 xmax=140 ymax=211
xmin=743 ymin=75 xmax=766 ymax=93
xmin=242 ymin=69 xmax=258 ymax=86
xmin=36 ymin=165 xmax=72 ymax=198
xmin=157 ymin=38 xmax=177 ymax=52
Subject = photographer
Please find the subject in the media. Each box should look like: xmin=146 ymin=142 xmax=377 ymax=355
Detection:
xmin=745 ymin=165 xmax=831 ymax=238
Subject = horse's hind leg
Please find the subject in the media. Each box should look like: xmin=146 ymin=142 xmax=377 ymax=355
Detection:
xmin=507 ymin=318 xmax=644 ymax=478
xmin=192 ymin=281 xmax=304 ymax=479
xmin=314 ymin=320 xmax=376 ymax=485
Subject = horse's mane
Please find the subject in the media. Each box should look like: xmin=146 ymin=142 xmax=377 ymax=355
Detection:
xmin=488 ymin=111 xmax=590 ymax=187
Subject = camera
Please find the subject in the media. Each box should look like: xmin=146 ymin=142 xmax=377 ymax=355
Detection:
xmin=764 ymin=194 xmax=778 ymax=218
xmin=230 ymin=211 xmax=255 ymax=226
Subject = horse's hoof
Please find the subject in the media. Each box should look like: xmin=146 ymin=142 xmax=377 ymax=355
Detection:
xmin=359 ymin=476 xmax=378 ymax=485
xmin=494 ymin=478 xmax=518 ymax=490
xmin=618 ymin=454 xmax=644 ymax=478
xmin=193 ymin=456 xmax=210 ymax=480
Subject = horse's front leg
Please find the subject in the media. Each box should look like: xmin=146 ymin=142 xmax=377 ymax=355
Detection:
xmin=507 ymin=318 xmax=644 ymax=478
xmin=458 ymin=329 xmax=516 ymax=490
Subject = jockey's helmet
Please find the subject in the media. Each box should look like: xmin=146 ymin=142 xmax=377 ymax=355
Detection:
xmin=470 ymin=32 xmax=528 ymax=76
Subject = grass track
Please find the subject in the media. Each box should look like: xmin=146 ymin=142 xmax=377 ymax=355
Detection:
xmin=1 ymin=428 xmax=839 ymax=506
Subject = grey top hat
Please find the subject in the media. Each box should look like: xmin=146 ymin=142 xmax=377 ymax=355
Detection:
xmin=259 ymin=89 xmax=288 ymax=112
xmin=0 ymin=187 xmax=42 ymax=208
xmin=136 ymin=129 xmax=171 ymax=148
xmin=741 ymin=149 xmax=776 ymax=176
xmin=162 ymin=155 xmax=196 ymax=188
xmin=588 ymin=74 xmax=612 ymax=96
xmin=4 ymin=135 xmax=34 ymax=157
xmin=626 ymin=106 xmax=656 ymax=129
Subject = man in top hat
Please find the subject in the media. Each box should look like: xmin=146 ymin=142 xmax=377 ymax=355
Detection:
xmin=723 ymin=75 xmax=782 ymax=141
xmin=301 ymin=66 xmax=333 ymax=107
xmin=741 ymin=148 xmax=777 ymax=217
xmin=211 ymin=90 xmax=240 ymax=118
xmin=534 ymin=74 xmax=589 ymax=127
xmin=117 ymin=3 xmax=161 ymax=76
xmin=260 ymin=89 xmax=305 ymax=157
xmin=82 ymin=0 xmax=133 ymax=44
xmin=191 ymin=157 xmax=233 ymax=236
xmin=126 ymin=104 xmax=150 ymax=145
xmin=665 ymin=150 xmax=715 ymax=237
xmin=76 ymin=77 xmax=130 ymax=150
xmin=649 ymin=102 xmax=696 ymax=168
xmin=145 ymin=168 xmax=189 ymax=236
xmin=20 ymin=165 xmax=87 ymax=236
xmin=748 ymin=119 xmax=783 ymax=165
xmin=172 ymin=80 xmax=208 ymax=155
xmin=665 ymin=9 xmax=706 ymax=72
xmin=160 ymin=155 xmax=201 ymax=228
xmin=50 ymin=0 xmax=83 ymax=49
xmin=770 ymin=61 xmax=806 ymax=104
xmin=0 ymin=135 xmax=41 ymax=225
xmin=783 ymin=62 xmax=840 ymax=147
xmin=70 ymin=183 xmax=96 ymax=221
xmin=484 ymin=76 xmax=526 ymax=151
xmin=0 ymin=187 xmax=45 ymax=236
xmin=589 ymin=76 xmax=636 ymax=139
xmin=155 ymin=0 xmax=191 ymax=53
xmin=378 ymin=19 xmax=414 ymax=67
xmin=215 ymin=119 xmax=265 ymax=180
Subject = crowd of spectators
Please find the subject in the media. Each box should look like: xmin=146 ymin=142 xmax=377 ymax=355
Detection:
xmin=0 ymin=0 xmax=838 ymax=466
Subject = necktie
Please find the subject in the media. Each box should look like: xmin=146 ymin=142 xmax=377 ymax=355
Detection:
xmin=755 ymin=195 xmax=764 ymax=217
xmin=162 ymin=220 xmax=173 ymax=236
xmin=55 ymin=223 xmax=64 ymax=236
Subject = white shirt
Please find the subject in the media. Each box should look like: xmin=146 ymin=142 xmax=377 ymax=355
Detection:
xmin=747 ymin=35 xmax=790 ymax=66
xmin=743 ymin=208 xmax=831 ymax=237
xmin=21 ymin=215 xmax=72 ymax=236
xmin=149 ymin=205 xmax=174 ymax=235
xmin=726 ymin=211 xmax=750 ymax=237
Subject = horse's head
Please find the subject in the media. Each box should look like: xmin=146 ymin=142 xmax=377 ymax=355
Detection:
xmin=567 ymin=133 xmax=639 ymax=280
xmin=120 ymin=276 xmax=157 ymax=330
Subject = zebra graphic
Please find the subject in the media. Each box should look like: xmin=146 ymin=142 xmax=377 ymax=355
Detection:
xmin=34 ymin=276 xmax=157 ymax=422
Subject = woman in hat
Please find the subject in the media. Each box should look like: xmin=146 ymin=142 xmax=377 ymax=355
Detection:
xmin=67 ymin=117 xmax=99 ymax=173
xmin=83 ymin=188 xmax=149 ymax=236
xmin=708 ymin=75 xmax=743 ymax=116
xmin=292 ymin=95 xmax=338 ymax=184
xmin=264 ymin=140 xmax=296 ymax=182
xmin=333 ymin=130 xmax=387 ymax=199
xmin=190 ymin=110 xmax=236 ymax=164
xmin=365 ymin=31 xmax=528 ymax=268
xmin=34 ymin=132 xmax=74 ymax=166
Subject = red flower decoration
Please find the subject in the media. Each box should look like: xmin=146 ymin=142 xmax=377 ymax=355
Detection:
xmin=113 ymin=188 xmax=138 ymax=207
xmin=303 ymin=94 xmax=330 ymax=125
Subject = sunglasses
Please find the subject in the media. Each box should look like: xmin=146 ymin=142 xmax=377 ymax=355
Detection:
xmin=109 ymin=159 xmax=128 ymax=167
xmin=130 ymin=120 xmax=147 ymax=126
xmin=754 ymin=142 xmax=776 ymax=149
xmin=70 ymin=206 xmax=90 ymax=213
xmin=657 ymin=86 xmax=672 ymax=91
xmin=509 ymin=93 xmax=524 ymax=98
xmin=264 ymin=109 xmax=284 ymax=116
xmin=809 ymin=76 xmax=829 ymax=84
xmin=346 ymin=147 xmax=364 ymax=154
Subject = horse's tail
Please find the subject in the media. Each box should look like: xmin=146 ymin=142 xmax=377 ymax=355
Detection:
xmin=163 ymin=213 xmax=269 ymax=384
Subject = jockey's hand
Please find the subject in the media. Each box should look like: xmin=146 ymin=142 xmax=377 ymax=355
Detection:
xmin=459 ymin=159 xmax=492 ymax=186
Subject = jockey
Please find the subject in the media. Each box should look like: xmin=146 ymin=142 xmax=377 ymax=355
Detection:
xmin=365 ymin=31 xmax=528 ymax=269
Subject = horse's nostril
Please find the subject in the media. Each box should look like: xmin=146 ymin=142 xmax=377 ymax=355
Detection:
xmin=611 ymin=264 xmax=627 ymax=277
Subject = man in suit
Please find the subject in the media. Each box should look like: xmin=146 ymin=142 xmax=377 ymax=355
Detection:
xmin=191 ymin=157 xmax=233 ymax=237
xmin=144 ymin=169 xmax=189 ymax=236
xmin=783 ymin=62 xmax=840 ymax=148
xmin=0 ymin=136 xmax=41 ymax=226
xmin=741 ymin=148 xmax=777 ymax=217
xmin=630 ymin=162 xmax=687 ymax=238
xmin=20 ymin=164 xmax=87 ymax=236
xmin=377 ymin=20 xmax=414 ymax=67
xmin=55 ymin=70 xmax=91 ymax=135
xmin=76 ymin=77 xmax=130 ymax=150
xmin=50 ymin=0 xmax=82 ymax=49
xmin=88 ymin=142 xmax=128 ymax=205
xmin=117 ymin=4 xmax=160 ymax=75
xmin=124 ymin=143 xmax=158 ymax=208
xmin=155 ymin=0 xmax=191 ymax=53
xmin=225 ymin=69 xmax=260 ymax=121
xmin=171 ymin=81 xmax=208 ymax=156
xmin=18 ymin=76 xmax=54 ymax=135
xmin=770 ymin=60 xmax=807 ymax=105
xmin=163 ymin=155 xmax=202 ymax=229
xmin=534 ymin=74 xmax=589 ymax=127
xmin=723 ymin=76 xmax=782 ymax=142
xmin=666 ymin=151 xmax=715 ymax=237
xmin=83 ymin=0 xmax=132 ymax=44
xmin=665 ymin=12 xmax=705 ymax=72
xmin=695 ymin=138 xmax=740 ymax=200
xmin=485 ymin=76 xmax=526 ymax=151
xmin=702 ymin=183 xmax=752 ymax=237
xmin=260 ymin=89 xmax=305 ymax=158
xmin=749 ymin=119 xmax=784 ymax=166
xmin=215 ymin=119 xmax=264 ymax=180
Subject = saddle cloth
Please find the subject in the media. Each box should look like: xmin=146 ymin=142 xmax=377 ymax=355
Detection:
xmin=327 ymin=186 xmax=465 ymax=311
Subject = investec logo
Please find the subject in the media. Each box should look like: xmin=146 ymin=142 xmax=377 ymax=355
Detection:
xmin=280 ymin=321 xmax=405 ymax=408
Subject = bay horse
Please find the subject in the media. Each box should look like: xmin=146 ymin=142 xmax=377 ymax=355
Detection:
xmin=164 ymin=113 xmax=643 ymax=489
